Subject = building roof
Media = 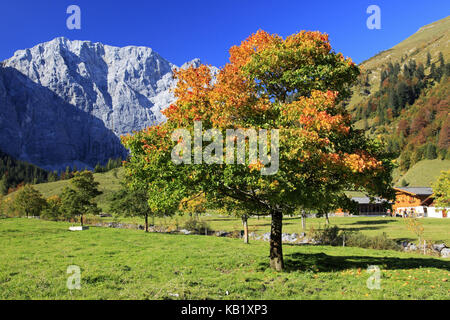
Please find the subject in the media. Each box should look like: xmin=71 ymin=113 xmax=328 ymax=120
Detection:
xmin=393 ymin=187 xmax=433 ymax=196
xmin=352 ymin=197 xmax=387 ymax=204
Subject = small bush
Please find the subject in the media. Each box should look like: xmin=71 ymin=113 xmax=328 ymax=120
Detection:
xmin=311 ymin=225 xmax=341 ymax=246
xmin=182 ymin=217 xmax=211 ymax=234
xmin=345 ymin=231 xmax=400 ymax=251
xmin=342 ymin=231 xmax=370 ymax=248
xmin=311 ymin=225 xmax=401 ymax=251
xmin=228 ymin=230 xmax=243 ymax=239
xmin=83 ymin=215 xmax=101 ymax=225
xmin=0 ymin=195 xmax=19 ymax=217
xmin=41 ymin=195 xmax=63 ymax=221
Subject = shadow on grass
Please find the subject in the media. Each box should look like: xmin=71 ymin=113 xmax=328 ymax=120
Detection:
xmin=395 ymin=237 xmax=417 ymax=243
xmin=207 ymin=218 xmax=239 ymax=222
xmin=258 ymin=252 xmax=450 ymax=273
xmin=341 ymin=226 xmax=387 ymax=232
xmin=348 ymin=219 xmax=396 ymax=225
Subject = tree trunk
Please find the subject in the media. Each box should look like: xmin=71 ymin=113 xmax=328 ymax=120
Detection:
xmin=242 ymin=215 xmax=249 ymax=244
xmin=325 ymin=212 xmax=330 ymax=225
xmin=145 ymin=213 xmax=149 ymax=232
xmin=80 ymin=214 xmax=84 ymax=227
xmin=270 ymin=210 xmax=284 ymax=271
xmin=301 ymin=214 xmax=306 ymax=230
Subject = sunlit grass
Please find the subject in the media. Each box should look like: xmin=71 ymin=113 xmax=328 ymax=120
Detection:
xmin=0 ymin=218 xmax=448 ymax=300
xmin=98 ymin=214 xmax=450 ymax=245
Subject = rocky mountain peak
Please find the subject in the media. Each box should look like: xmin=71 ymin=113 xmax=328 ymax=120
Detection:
xmin=0 ymin=38 xmax=214 ymax=171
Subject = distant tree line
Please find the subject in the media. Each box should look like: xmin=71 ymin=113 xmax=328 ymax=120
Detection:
xmin=0 ymin=171 xmax=102 ymax=225
xmin=354 ymin=52 xmax=449 ymax=125
xmin=0 ymin=149 xmax=53 ymax=195
xmin=0 ymin=148 xmax=123 ymax=195
xmin=93 ymin=158 xmax=122 ymax=173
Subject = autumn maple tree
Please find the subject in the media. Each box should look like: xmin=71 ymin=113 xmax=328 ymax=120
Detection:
xmin=122 ymin=30 xmax=394 ymax=271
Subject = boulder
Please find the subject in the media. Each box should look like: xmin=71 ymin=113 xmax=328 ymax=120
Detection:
xmin=282 ymin=233 xmax=299 ymax=243
xmin=215 ymin=231 xmax=229 ymax=237
xmin=441 ymin=248 xmax=450 ymax=258
xmin=432 ymin=243 xmax=447 ymax=253
xmin=299 ymin=238 xmax=311 ymax=244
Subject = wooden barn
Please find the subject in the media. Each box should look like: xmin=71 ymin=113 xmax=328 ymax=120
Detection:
xmin=352 ymin=197 xmax=390 ymax=216
xmin=392 ymin=187 xmax=448 ymax=218
xmin=334 ymin=197 xmax=391 ymax=216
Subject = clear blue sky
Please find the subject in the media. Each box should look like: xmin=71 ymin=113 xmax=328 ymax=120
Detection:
xmin=0 ymin=1 xmax=449 ymax=67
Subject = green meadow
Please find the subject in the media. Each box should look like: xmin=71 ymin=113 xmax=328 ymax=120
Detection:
xmin=393 ymin=159 xmax=450 ymax=187
xmin=15 ymin=167 xmax=448 ymax=245
xmin=0 ymin=218 xmax=448 ymax=300
xmin=98 ymin=214 xmax=450 ymax=245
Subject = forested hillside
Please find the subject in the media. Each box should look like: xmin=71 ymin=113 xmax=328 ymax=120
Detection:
xmin=0 ymin=149 xmax=56 ymax=194
xmin=348 ymin=17 xmax=450 ymax=180
xmin=0 ymin=149 xmax=122 ymax=195
xmin=352 ymin=55 xmax=449 ymax=170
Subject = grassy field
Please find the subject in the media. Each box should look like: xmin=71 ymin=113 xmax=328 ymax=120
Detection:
xmin=393 ymin=159 xmax=450 ymax=187
xmin=29 ymin=168 xmax=124 ymax=212
xmin=7 ymin=166 xmax=448 ymax=245
xmin=99 ymin=214 xmax=450 ymax=245
xmin=0 ymin=218 xmax=449 ymax=300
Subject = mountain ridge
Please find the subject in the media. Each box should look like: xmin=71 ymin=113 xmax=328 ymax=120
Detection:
xmin=0 ymin=37 xmax=212 ymax=171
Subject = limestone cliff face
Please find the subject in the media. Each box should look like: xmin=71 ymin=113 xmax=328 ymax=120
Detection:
xmin=0 ymin=37 xmax=213 ymax=171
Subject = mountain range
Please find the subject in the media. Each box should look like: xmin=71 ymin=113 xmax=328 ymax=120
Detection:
xmin=0 ymin=37 xmax=213 ymax=171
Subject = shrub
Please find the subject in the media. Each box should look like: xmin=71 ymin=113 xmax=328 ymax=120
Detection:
xmin=370 ymin=233 xmax=400 ymax=250
xmin=41 ymin=195 xmax=62 ymax=221
xmin=83 ymin=215 xmax=101 ymax=225
xmin=311 ymin=225 xmax=401 ymax=251
xmin=0 ymin=194 xmax=19 ymax=217
xmin=311 ymin=225 xmax=342 ymax=246
xmin=182 ymin=217 xmax=211 ymax=234
xmin=345 ymin=231 xmax=400 ymax=251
